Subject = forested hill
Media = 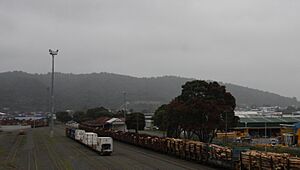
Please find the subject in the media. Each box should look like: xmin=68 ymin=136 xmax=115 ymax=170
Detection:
xmin=0 ymin=71 xmax=299 ymax=112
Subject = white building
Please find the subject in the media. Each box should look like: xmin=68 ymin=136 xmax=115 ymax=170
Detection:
xmin=143 ymin=113 xmax=154 ymax=130
xmin=106 ymin=118 xmax=127 ymax=131
xmin=0 ymin=112 xmax=6 ymax=119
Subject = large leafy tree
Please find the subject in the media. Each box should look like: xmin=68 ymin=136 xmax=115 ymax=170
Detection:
xmin=73 ymin=111 xmax=87 ymax=123
xmin=155 ymin=80 xmax=237 ymax=143
xmin=125 ymin=112 xmax=145 ymax=133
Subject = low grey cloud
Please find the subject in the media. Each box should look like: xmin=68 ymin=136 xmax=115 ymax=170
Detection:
xmin=1 ymin=0 xmax=300 ymax=99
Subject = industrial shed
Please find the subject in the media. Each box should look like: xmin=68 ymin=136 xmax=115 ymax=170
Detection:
xmin=234 ymin=116 xmax=300 ymax=137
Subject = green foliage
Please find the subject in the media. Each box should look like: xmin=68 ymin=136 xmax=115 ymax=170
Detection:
xmin=86 ymin=107 xmax=112 ymax=120
xmin=56 ymin=111 xmax=72 ymax=123
xmin=153 ymin=105 xmax=168 ymax=131
xmin=72 ymin=111 xmax=86 ymax=123
xmin=125 ymin=112 xmax=145 ymax=133
xmin=155 ymin=80 xmax=238 ymax=143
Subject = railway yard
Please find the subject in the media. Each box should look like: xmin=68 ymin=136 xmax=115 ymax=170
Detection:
xmin=0 ymin=126 xmax=217 ymax=170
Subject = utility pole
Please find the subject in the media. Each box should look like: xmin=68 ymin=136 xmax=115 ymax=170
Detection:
xmin=123 ymin=91 xmax=127 ymax=132
xmin=49 ymin=49 xmax=58 ymax=137
xmin=225 ymin=112 xmax=228 ymax=144
xmin=265 ymin=121 xmax=267 ymax=152
xmin=136 ymin=113 xmax=139 ymax=133
xmin=46 ymin=87 xmax=50 ymax=113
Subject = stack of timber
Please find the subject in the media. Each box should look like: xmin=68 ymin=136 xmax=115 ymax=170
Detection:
xmin=241 ymin=150 xmax=300 ymax=170
xmin=209 ymin=144 xmax=232 ymax=161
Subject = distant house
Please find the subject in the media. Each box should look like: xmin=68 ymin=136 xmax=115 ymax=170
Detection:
xmin=82 ymin=117 xmax=127 ymax=131
xmin=144 ymin=113 xmax=154 ymax=130
xmin=106 ymin=118 xmax=127 ymax=131
xmin=0 ymin=112 xmax=6 ymax=120
xmin=82 ymin=117 xmax=111 ymax=128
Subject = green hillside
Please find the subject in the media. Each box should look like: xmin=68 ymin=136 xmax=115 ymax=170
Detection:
xmin=0 ymin=71 xmax=298 ymax=112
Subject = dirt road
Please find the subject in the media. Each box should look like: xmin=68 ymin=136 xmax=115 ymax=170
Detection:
xmin=0 ymin=126 xmax=217 ymax=170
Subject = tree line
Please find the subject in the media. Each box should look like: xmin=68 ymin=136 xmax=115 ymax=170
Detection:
xmin=57 ymin=80 xmax=239 ymax=143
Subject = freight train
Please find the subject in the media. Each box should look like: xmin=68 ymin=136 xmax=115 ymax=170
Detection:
xmin=65 ymin=127 xmax=113 ymax=155
xmin=78 ymin=124 xmax=300 ymax=170
xmin=79 ymin=124 xmax=233 ymax=169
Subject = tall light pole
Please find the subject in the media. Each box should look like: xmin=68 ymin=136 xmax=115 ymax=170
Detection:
xmin=49 ymin=49 xmax=58 ymax=137
xmin=123 ymin=91 xmax=127 ymax=132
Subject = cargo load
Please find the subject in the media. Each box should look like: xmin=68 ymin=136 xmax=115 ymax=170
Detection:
xmin=83 ymin=132 xmax=98 ymax=147
xmin=65 ymin=127 xmax=113 ymax=156
xmin=75 ymin=129 xmax=85 ymax=141
xmin=96 ymin=137 xmax=113 ymax=155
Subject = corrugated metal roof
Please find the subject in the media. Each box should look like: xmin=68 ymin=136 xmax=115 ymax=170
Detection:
xmin=106 ymin=118 xmax=122 ymax=123
xmin=239 ymin=117 xmax=300 ymax=123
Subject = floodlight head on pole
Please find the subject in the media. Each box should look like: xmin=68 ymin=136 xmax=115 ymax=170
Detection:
xmin=49 ymin=49 xmax=59 ymax=56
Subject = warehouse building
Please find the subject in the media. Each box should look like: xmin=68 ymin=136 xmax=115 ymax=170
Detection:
xmin=235 ymin=116 xmax=300 ymax=137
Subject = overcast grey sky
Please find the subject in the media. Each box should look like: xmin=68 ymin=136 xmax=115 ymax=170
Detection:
xmin=1 ymin=0 xmax=300 ymax=99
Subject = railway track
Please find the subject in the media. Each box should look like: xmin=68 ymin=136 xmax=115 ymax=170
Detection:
xmin=115 ymin=142 xmax=198 ymax=170
xmin=6 ymin=134 xmax=24 ymax=165
xmin=53 ymin=126 xmax=106 ymax=169
xmin=33 ymin=128 xmax=68 ymax=170
xmin=63 ymin=125 xmax=215 ymax=170
xmin=27 ymin=149 xmax=38 ymax=170
xmin=40 ymin=132 xmax=68 ymax=169
xmin=0 ymin=126 xmax=215 ymax=170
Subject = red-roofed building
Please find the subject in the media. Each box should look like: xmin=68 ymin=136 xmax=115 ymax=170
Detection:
xmin=82 ymin=117 xmax=127 ymax=131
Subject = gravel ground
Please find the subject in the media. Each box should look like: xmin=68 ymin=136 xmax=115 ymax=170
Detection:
xmin=0 ymin=126 xmax=218 ymax=170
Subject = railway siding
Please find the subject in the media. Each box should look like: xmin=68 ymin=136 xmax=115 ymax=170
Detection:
xmin=0 ymin=126 xmax=216 ymax=170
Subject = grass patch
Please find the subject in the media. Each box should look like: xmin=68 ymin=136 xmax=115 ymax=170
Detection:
xmin=0 ymin=146 xmax=4 ymax=156
xmin=63 ymin=159 xmax=73 ymax=170
xmin=20 ymin=136 xmax=27 ymax=147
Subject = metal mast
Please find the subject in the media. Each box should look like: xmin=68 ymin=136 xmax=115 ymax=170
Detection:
xmin=49 ymin=49 xmax=58 ymax=137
